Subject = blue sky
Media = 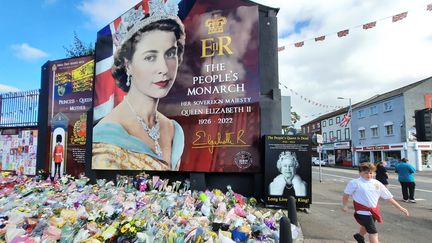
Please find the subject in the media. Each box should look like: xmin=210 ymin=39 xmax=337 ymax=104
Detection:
xmin=1 ymin=0 xmax=432 ymax=125
xmin=0 ymin=0 xmax=140 ymax=92
xmin=1 ymin=1 xmax=89 ymax=91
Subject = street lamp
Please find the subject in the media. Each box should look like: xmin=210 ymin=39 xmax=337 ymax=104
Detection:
xmin=337 ymin=97 xmax=351 ymax=110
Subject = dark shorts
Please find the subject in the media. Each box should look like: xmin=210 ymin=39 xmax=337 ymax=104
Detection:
xmin=354 ymin=213 xmax=377 ymax=234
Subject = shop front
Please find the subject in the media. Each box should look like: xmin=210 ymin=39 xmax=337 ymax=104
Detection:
xmin=353 ymin=144 xmax=405 ymax=168
xmin=322 ymin=143 xmax=335 ymax=165
xmin=334 ymin=141 xmax=352 ymax=166
xmin=414 ymin=143 xmax=432 ymax=171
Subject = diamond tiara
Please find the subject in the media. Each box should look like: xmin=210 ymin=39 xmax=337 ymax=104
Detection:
xmin=113 ymin=0 xmax=180 ymax=48
xmin=279 ymin=151 xmax=297 ymax=161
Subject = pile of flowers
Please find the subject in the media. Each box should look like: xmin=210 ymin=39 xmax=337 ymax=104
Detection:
xmin=0 ymin=172 xmax=298 ymax=242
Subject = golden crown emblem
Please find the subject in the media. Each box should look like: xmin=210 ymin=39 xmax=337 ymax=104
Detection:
xmin=205 ymin=14 xmax=227 ymax=34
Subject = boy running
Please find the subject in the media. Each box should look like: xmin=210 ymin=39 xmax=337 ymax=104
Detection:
xmin=342 ymin=162 xmax=409 ymax=243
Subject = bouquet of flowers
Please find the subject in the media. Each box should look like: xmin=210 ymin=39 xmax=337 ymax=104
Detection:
xmin=117 ymin=217 xmax=146 ymax=241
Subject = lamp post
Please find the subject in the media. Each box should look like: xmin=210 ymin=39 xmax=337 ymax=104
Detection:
xmin=337 ymin=97 xmax=351 ymax=110
xmin=337 ymin=97 xmax=353 ymax=166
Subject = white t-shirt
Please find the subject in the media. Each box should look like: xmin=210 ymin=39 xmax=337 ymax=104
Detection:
xmin=344 ymin=177 xmax=393 ymax=215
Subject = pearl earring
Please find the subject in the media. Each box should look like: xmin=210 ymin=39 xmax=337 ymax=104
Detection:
xmin=126 ymin=75 xmax=131 ymax=87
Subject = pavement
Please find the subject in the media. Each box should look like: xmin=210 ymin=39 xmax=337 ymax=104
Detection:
xmin=292 ymin=165 xmax=432 ymax=243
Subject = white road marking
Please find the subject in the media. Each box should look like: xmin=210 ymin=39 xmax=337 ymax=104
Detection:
xmin=313 ymin=171 xmax=432 ymax=193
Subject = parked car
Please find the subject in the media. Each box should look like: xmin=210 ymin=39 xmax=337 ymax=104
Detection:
xmin=312 ymin=157 xmax=326 ymax=166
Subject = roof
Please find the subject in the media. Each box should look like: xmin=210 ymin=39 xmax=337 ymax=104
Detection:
xmin=302 ymin=106 xmax=349 ymax=126
xmin=354 ymin=76 xmax=432 ymax=108
xmin=301 ymin=76 xmax=432 ymax=126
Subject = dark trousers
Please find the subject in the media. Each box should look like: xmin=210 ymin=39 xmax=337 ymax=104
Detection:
xmin=400 ymin=181 xmax=415 ymax=200
xmin=54 ymin=163 xmax=61 ymax=177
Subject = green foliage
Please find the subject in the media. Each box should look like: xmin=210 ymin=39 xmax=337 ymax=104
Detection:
xmin=63 ymin=31 xmax=95 ymax=57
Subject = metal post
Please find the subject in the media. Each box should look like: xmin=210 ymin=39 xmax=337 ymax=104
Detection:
xmin=318 ymin=147 xmax=322 ymax=183
xmin=287 ymin=196 xmax=298 ymax=226
xmin=280 ymin=216 xmax=293 ymax=243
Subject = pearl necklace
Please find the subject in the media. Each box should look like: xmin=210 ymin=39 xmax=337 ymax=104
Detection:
xmin=124 ymin=96 xmax=162 ymax=157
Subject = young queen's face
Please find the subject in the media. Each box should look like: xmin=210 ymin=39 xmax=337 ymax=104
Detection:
xmin=127 ymin=30 xmax=179 ymax=99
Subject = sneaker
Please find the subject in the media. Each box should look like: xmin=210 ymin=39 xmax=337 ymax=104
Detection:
xmin=353 ymin=233 xmax=365 ymax=243
xmin=403 ymin=199 xmax=409 ymax=203
xmin=409 ymin=199 xmax=416 ymax=203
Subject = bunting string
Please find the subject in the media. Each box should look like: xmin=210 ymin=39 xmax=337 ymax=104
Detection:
xmin=278 ymin=3 xmax=432 ymax=50
xmin=279 ymin=82 xmax=344 ymax=110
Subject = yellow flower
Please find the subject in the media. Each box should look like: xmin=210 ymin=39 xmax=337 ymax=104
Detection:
xmin=130 ymin=226 xmax=136 ymax=233
xmin=125 ymin=223 xmax=131 ymax=229
xmin=120 ymin=226 xmax=128 ymax=233
xmin=213 ymin=189 xmax=223 ymax=196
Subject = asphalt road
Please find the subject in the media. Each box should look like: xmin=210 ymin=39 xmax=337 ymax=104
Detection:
xmin=298 ymin=166 xmax=432 ymax=243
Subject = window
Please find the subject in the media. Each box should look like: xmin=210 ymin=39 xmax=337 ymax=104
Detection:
xmin=329 ymin=119 xmax=333 ymax=125
xmin=370 ymin=106 xmax=378 ymax=115
xmin=385 ymin=125 xmax=393 ymax=135
xmin=316 ymin=123 xmax=320 ymax=128
xmin=383 ymin=101 xmax=393 ymax=112
xmin=384 ymin=122 xmax=394 ymax=136
xmin=323 ymin=132 xmax=327 ymax=142
xmin=344 ymin=128 xmax=350 ymax=140
xmin=358 ymin=110 xmax=365 ymax=118
xmin=323 ymin=121 xmax=327 ymax=127
xmin=336 ymin=116 xmax=340 ymax=123
xmin=371 ymin=125 xmax=379 ymax=137
xmin=336 ymin=130 xmax=341 ymax=140
xmin=358 ymin=127 xmax=365 ymax=139
xmin=329 ymin=131 xmax=334 ymax=141
xmin=312 ymin=124 xmax=315 ymax=129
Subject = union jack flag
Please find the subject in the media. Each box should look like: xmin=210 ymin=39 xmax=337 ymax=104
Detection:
xmin=315 ymin=35 xmax=325 ymax=42
xmin=363 ymin=21 xmax=376 ymax=30
xmin=93 ymin=1 xmax=150 ymax=121
xmin=339 ymin=110 xmax=351 ymax=127
xmin=294 ymin=41 xmax=304 ymax=47
xmin=337 ymin=29 xmax=349 ymax=37
xmin=392 ymin=12 xmax=408 ymax=22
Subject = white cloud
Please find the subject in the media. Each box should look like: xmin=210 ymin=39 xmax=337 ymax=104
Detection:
xmin=78 ymin=0 xmax=432 ymax=126
xmin=78 ymin=0 xmax=139 ymax=29
xmin=254 ymin=0 xmax=432 ymax=126
xmin=0 ymin=84 xmax=20 ymax=93
xmin=11 ymin=43 xmax=48 ymax=61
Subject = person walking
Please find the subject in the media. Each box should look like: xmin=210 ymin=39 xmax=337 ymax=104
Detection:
xmin=375 ymin=161 xmax=389 ymax=187
xmin=395 ymin=158 xmax=416 ymax=203
xmin=342 ymin=162 xmax=409 ymax=243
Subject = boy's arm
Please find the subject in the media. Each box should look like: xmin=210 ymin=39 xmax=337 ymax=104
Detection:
xmin=342 ymin=193 xmax=350 ymax=212
xmin=386 ymin=198 xmax=409 ymax=216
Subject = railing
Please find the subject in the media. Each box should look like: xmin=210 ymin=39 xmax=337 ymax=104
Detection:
xmin=0 ymin=89 xmax=39 ymax=127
